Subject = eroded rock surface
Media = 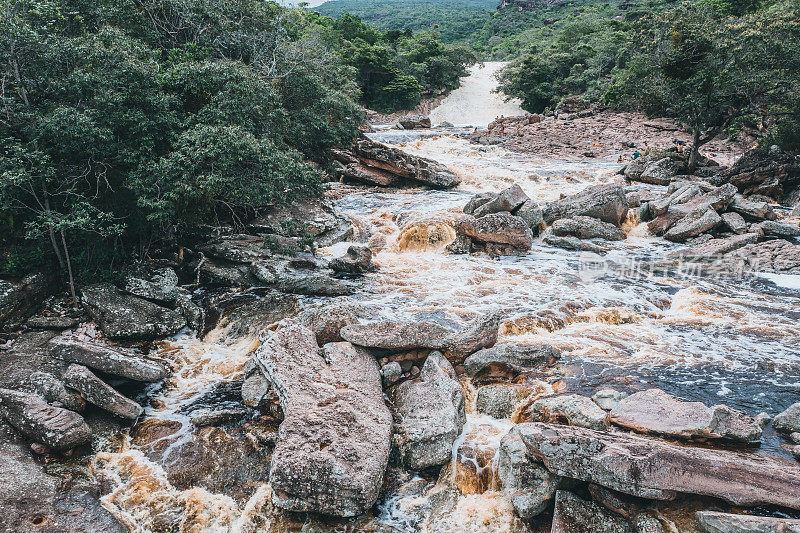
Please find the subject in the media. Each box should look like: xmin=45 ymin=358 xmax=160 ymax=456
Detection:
xmin=48 ymin=336 xmax=168 ymax=382
xmin=543 ymin=184 xmax=629 ymax=226
xmin=463 ymin=344 xmax=561 ymax=377
xmin=695 ymin=511 xmax=800 ymax=533
xmin=0 ymin=389 xmax=91 ymax=450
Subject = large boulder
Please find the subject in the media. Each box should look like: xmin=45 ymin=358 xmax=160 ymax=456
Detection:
xmin=729 ymin=194 xmax=777 ymax=221
xmin=668 ymin=233 xmax=759 ymax=261
xmin=0 ymin=389 xmax=91 ymax=450
xmin=444 ymin=313 xmax=500 ymax=364
xmin=340 ymin=320 xmax=454 ymax=351
xmin=519 ymin=422 xmax=800 ymax=508
xmin=297 ymin=298 xmax=366 ymax=345
xmin=329 ymin=245 xmax=377 ymax=274
xmin=0 ymin=272 xmax=53 ymax=332
xmin=636 ymin=157 xmax=683 ymax=186
xmin=515 ymin=200 xmax=545 ymax=235
xmin=476 ymin=384 xmax=533 ymax=419
xmin=774 ymin=402 xmax=800 ymax=435
xmin=63 ymin=364 xmax=143 ymax=420
xmin=48 ymin=336 xmax=169 ymax=382
xmin=713 ymin=147 xmax=800 ymax=203
xmin=648 ymin=184 xmax=737 ymax=237
xmin=393 ymin=352 xmax=465 ymax=470
xmin=497 ymin=426 xmax=562 ymax=519
xmin=551 ymin=216 xmax=627 ymax=241
xmin=472 ymin=185 xmax=530 ymax=218
xmin=752 ymin=220 xmax=800 ymax=238
xmin=80 ymin=283 xmax=186 ymax=340
xmin=543 ymin=184 xmax=629 ymax=226
xmin=463 ymin=344 xmax=561 ymax=377
xmin=399 ymin=115 xmax=432 ymax=129
xmin=248 ymin=197 xmax=354 ymax=247
xmin=726 ymin=239 xmax=800 ymax=273
xmin=253 ymin=320 xmax=391 ymax=517
xmin=517 ymin=394 xmax=609 ymax=430
xmin=663 ymin=208 xmax=721 ymax=242
xmin=456 ymin=212 xmax=533 ymax=250
xmin=695 ymin=511 xmax=800 ymax=533
xmin=610 ymin=389 xmax=762 ymax=443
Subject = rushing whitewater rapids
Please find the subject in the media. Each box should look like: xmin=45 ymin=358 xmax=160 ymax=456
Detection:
xmin=92 ymin=65 xmax=800 ymax=532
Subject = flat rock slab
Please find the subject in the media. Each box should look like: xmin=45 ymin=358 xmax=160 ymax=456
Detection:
xmin=0 ymin=388 xmax=91 ymax=450
xmin=63 ymin=364 xmax=143 ymax=420
xmin=551 ymin=216 xmax=627 ymax=241
xmin=254 ymin=320 xmax=392 ymax=517
xmin=48 ymin=336 xmax=169 ymax=382
xmin=668 ymin=233 xmax=759 ymax=260
xmin=80 ymin=283 xmax=186 ymax=340
xmin=519 ymin=394 xmax=609 ymax=430
xmin=340 ymin=321 xmax=454 ymax=351
xmin=519 ymin=422 xmax=800 ymax=509
xmin=610 ymin=389 xmax=762 ymax=443
xmin=463 ymin=344 xmax=561 ymax=376
xmin=696 ymin=511 xmax=800 ymax=533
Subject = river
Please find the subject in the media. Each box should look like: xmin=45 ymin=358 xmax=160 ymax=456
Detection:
xmin=91 ymin=64 xmax=800 ymax=532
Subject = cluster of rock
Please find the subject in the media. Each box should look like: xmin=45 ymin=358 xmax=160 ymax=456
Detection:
xmin=487 ymin=114 xmax=543 ymax=134
xmin=331 ymin=135 xmax=461 ymax=189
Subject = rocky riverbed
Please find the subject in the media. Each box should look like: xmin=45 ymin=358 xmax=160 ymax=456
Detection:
xmin=2 ymin=67 xmax=800 ymax=533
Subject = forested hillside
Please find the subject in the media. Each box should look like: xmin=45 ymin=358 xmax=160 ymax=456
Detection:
xmin=316 ymin=0 xmax=497 ymax=41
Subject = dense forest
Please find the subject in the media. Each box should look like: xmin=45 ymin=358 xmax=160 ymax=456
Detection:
xmin=0 ymin=0 xmax=471 ymax=287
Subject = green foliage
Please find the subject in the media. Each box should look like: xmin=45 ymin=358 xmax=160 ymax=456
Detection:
xmin=315 ymin=0 xmax=497 ymax=42
xmin=0 ymin=0 xmax=364 ymax=283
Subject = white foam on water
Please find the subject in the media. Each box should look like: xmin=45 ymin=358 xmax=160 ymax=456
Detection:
xmin=757 ymin=272 xmax=800 ymax=291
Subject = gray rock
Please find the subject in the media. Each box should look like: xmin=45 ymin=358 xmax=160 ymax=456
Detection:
xmin=329 ymin=245 xmax=377 ymax=274
xmin=0 ymin=272 xmax=53 ymax=332
xmin=297 ymin=299 xmax=365 ymax=345
xmin=25 ymin=315 xmax=78 ymax=330
xmin=80 ymin=283 xmax=186 ymax=340
xmin=253 ymin=320 xmax=391 ymax=517
xmin=446 ymin=233 xmax=473 ymax=254
xmin=381 ymin=361 xmax=403 ymax=387
xmin=472 ymin=184 xmax=530 ymax=218
xmin=248 ymin=197 xmax=354 ymax=247
xmin=445 ymin=312 xmax=500 ymax=364
xmin=241 ymin=371 xmax=272 ymax=409
xmin=124 ymin=267 xmax=179 ymax=303
xmin=519 ymin=422 xmax=800 ymax=508
xmin=393 ymin=353 xmax=466 ymax=470
xmin=497 ymin=426 xmax=562 ymax=519
xmin=517 ymin=394 xmax=609 ymax=430
xmin=475 ymin=384 xmax=532 ymax=419
xmin=190 ymin=408 xmax=250 ymax=427
xmin=752 ymin=220 xmax=800 ymax=238
xmin=399 ymin=115 xmax=432 ymax=129
xmin=668 ymin=233 xmax=759 ymax=260
xmin=592 ymin=389 xmax=628 ymax=411
xmin=663 ymin=208 xmax=721 ymax=242
xmin=721 ymin=212 xmax=748 ymax=234
xmin=25 ymin=372 xmax=85 ymax=413
xmin=648 ymin=184 xmax=737 ymax=236
xmin=0 ymin=388 xmax=91 ymax=450
xmin=63 ymin=364 xmax=143 ymax=420
xmin=464 ymin=192 xmax=496 ymax=215
xmin=637 ymin=157 xmax=682 ymax=186
xmin=551 ymin=490 xmax=634 ymax=533
xmin=726 ymin=239 xmax=800 ymax=273
xmin=463 ymin=344 xmax=561 ymax=376
xmin=696 ymin=511 xmax=800 ymax=533
xmin=543 ymin=184 xmax=629 ymax=226
xmin=341 ymin=320 xmax=454 ymax=351
xmin=456 ymin=212 xmax=533 ymax=251
xmin=774 ymin=402 xmax=800 ymax=435
xmin=515 ymin=200 xmax=545 ymax=235
xmin=649 ymin=185 xmax=702 ymax=217
xmin=543 ymin=232 xmax=606 ymax=253
xmin=610 ymin=389 xmax=762 ymax=443
xmin=551 ymin=216 xmax=627 ymax=241
xmin=48 ymin=336 xmax=169 ymax=382
xmin=729 ymin=195 xmax=777 ymax=221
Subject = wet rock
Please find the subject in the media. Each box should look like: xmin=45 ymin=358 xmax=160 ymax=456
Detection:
xmin=551 ymin=216 xmax=627 ymax=241
xmin=515 ymin=200 xmax=545 ymax=235
xmin=726 ymin=239 xmax=800 ymax=273
xmin=248 ymin=197 xmax=354 ymax=247
xmin=393 ymin=352 xmax=466 ymax=470
xmin=199 ymin=234 xmax=272 ymax=264
xmin=543 ymin=232 xmax=606 ymax=253
xmin=253 ymin=320 xmax=391 ymax=517
xmin=752 ymin=220 xmax=800 ymax=238
xmin=720 ymin=212 xmax=748 ymax=234
xmin=241 ymin=372 xmax=272 ymax=409
xmin=343 ymin=136 xmax=461 ymax=189
xmin=695 ymin=511 xmax=800 ymax=533
xmin=663 ymin=208 xmax=721 ymax=242
xmin=297 ymin=298 xmax=365 ymax=345
xmin=464 ymin=192 xmax=496 ymax=215
xmin=610 ymin=389 xmax=762 ymax=443
xmin=476 ymin=384 xmax=533 ymax=419
xmin=551 ymin=490 xmax=634 ymax=533
xmin=668 ymin=233 xmax=759 ymax=260
xmin=63 ymin=364 xmax=143 ymax=420
xmin=25 ymin=372 xmax=85 ymax=413
xmin=0 ymin=389 xmax=91 ymax=450
xmin=592 ymin=389 xmax=628 ymax=411
xmin=472 ymin=185 xmax=530 ymax=218
xmin=774 ymin=402 xmax=800 ymax=435
xmin=249 ymin=258 xmax=358 ymax=295
xmin=190 ymin=408 xmax=250 ymax=427
xmin=445 ymin=313 xmax=500 ymax=363
xmin=219 ymin=293 xmax=299 ymax=341
xmin=26 ymin=315 xmax=79 ymax=330
xmin=48 ymin=336 xmax=169 ymax=382
xmin=649 ymin=185 xmax=702 ymax=218
xmin=329 ymin=245 xmax=377 ymax=274
xmin=517 ymin=394 xmax=609 ymax=429
xmin=0 ymin=272 xmax=53 ymax=332
xmin=0 ymin=438 xmax=125 ymax=532
xmin=124 ymin=266 xmax=179 ymax=302
xmin=456 ymin=212 xmax=533 ymax=251
xmin=463 ymin=344 xmax=561 ymax=377
xmin=497 ymin=426 xmax=562 ymax=519
xmin=637 ymin=157 xmax=683 ymax=186
xmin=543 ymin=184 xmax=629 ymax=226
xmin=341 ymin=320 xmax=453 ymax=351
xmin=729 ymin=195 xmax=777 ymax=221
xmin=80 ymin=283 xmax=186 ymax=340
xmin=446 ymin=233 xmax=473 ymax=254
xmin=519 ymin=422 xmax=800 ymax=508
xmin=399 ymin=115 xmax=432 ymax=129
xmin=648 ymin=184 xmax=737 ymax=236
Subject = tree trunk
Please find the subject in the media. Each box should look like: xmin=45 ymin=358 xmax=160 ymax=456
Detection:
xmin=60 ymin=230 xmax=77 ymax=303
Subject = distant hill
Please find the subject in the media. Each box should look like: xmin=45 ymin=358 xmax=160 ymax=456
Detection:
xmin=315 ymin=0 xmax=498 ymax=42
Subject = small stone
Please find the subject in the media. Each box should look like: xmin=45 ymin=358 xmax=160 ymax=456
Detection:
xmin=592 ymin=389 xmax=628 ymax=411
xmin=381 ymin=362 xmax=402 ymax=386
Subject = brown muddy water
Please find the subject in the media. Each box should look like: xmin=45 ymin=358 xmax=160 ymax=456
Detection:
xmin=90 ymin=73 xmax=800 ymax=532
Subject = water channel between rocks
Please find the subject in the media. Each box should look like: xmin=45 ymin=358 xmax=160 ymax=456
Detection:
xmin=91 ymin=65 xmax=800 ymax=533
